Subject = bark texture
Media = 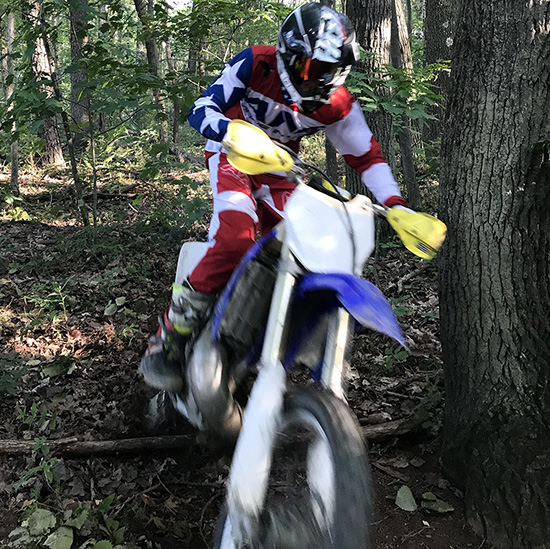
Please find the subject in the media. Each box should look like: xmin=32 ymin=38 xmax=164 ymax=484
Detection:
xmin=69 ymin=0 xmax=90 ymax=151
xmin=29 ymin=2 xmax=65 ymax=167
xmin=134 ymin=0 xmax=169 ymax=143
xmin=391 ymin=0 xmax=421 ymax=209
xmin=423 ymin=0 xmax=457 ymax=141
xmin=439 ymin=1 xmax=550 ymax=547
xmin=345 ymin=0 xmax=396 ymax=169
xmin=6 ymin=11 xmax=19 ymax=194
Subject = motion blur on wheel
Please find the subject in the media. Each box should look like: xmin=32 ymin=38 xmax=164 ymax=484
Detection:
xmin=213 ymin=387 xmax=372 ymax=548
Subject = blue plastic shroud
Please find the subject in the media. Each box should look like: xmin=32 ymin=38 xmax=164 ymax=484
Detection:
xmin=296 ymin=273 xmax=407 ymax=348
xmin=211 ymin=234 xmax=407 ymax=376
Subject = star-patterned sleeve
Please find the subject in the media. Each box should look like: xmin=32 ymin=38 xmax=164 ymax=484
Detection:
xmin=187 ymin=49 xmax=252 ymax=142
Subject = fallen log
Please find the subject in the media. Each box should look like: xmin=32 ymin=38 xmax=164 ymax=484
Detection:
xmin=361 ymin=416 xmax=423 ymax=440
xmin=0 ymin=417 xmax=421 ymax=457
xmin=0 ymin=435 xmax=195 ymax=457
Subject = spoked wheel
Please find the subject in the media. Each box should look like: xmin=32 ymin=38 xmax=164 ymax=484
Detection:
xmin=213 ymin=386 xmax=373 ymax=548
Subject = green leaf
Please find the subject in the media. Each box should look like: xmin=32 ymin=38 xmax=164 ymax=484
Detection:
xmin=395 ymin=485 xmax=417 ymax=512
xmin=91 ymin=542 xmax=113 ymax=549
xmin=26 ymin=508 xmax=56 ymax=536
xmin=115 ymin=297 xmax=126 ymax=307
xmin=96 ymin=494 xmax=115 ymax=514
xmin=45 ymin=526 xmax=74 ymax=549
xmin=64 ymin=508 xmax=89 ymax=529
xmin=421 ymin=492 xmax=455 ymax=513
xmin=104 ymin=302 xmax=118 ymax=316
xmin=42 ymin=361 xmax=74 ymax=377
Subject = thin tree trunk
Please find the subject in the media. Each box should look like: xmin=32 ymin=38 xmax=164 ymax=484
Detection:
xmin=6 ymin=11 xmax=19 ymax=195
xmin=325 ymin=140 xmax=339 ymax=183
xmin=39 ymin=20 xmax=89 ymax=226
xmin=134 ymin=0 xmax=169 ymax=143
xmin=391 ymin=0 xmax=421 ymax=209
xmin=165 ymin=41 xmax=181 ymax=146
xmin=69 ymin=0 xmax=90 ymax=152
xmin=28 ymin=1 xmax=65 ymax=167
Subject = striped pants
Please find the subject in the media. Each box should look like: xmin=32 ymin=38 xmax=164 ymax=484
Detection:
xmin=188 ymin=151 xmax=295 ymax=294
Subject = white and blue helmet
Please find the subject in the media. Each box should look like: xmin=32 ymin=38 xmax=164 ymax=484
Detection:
xmin=277 ymin=3 xmax=360 ymax=114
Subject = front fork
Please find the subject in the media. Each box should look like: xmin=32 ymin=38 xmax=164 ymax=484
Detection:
xmin=225 ymin=246 xmax=353 ymax=544
xmin=226 ymin=244 xmax=297 ymax=543
xmin=320 ymin=308 xmax=353 ymax=401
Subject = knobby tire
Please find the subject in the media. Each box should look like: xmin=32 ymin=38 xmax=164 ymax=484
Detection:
xmin=212 ymin=386 xmax=373 ymax=549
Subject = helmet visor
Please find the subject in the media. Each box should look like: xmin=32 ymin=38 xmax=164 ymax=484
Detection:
xmin=293 ymin=56 xmax=342 ymax=92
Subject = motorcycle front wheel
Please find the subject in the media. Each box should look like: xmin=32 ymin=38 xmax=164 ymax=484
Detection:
xmin=212 ymin=386 xmax=373 ymax=549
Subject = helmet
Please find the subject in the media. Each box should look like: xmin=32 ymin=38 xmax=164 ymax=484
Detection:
xmin=277 ymin=3 xmax=359 ymax=114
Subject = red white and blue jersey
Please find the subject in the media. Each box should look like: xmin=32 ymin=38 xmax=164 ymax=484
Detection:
xmin=188 ymin=46 xmax=404 ymax=206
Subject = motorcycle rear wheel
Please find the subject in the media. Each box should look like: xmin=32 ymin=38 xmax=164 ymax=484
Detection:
xmin=212 ymin=386 xmax=373 ymax=548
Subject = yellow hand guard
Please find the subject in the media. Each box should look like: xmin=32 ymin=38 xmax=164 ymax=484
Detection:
xmin=222 ymin=120 xmax=294 ymax=175
xmin=386 ymin=208 xmax=447 ymax=260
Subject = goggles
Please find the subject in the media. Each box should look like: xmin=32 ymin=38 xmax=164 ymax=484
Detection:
xmin=294 ymin=55 xmax=341 ymax=87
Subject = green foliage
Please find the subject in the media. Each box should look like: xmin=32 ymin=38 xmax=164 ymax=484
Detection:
xmin=147 ymin=176 xmax=212 ymax=226
xmin=0 ymin=353 xmax=24 ymax=395
xmin=1 ymin=190 xmax=31 ymax=221
xmin=347 ymin=53 xmax=449 ymax=127
xmin=16 ymin=403 xmax=58 ymax=431
xmin=14 ymin=438 xmax=60 ymax=491
xmin=389 ymin=295 xmax=411 ymax=317
xmin=383 ymin=345 xmax=409 ymax=371
xmin=415 ymin=381 xmax=443 ymax=428
xmin=23 ymin=276 xmax=75 ymax=322
xmin=7 ymin=496 xmax=127 ymax=548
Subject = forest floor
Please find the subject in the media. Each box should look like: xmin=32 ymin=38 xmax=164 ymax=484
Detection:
xmin=0 ymin=165 xmax=486 ymax=549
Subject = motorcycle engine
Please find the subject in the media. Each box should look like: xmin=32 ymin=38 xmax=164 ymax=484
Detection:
xmin=219 ymin=248 xmax=278 ymax=360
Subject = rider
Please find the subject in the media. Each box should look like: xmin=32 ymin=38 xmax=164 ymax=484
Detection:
xmin=139 ymin=2 xmax=410 ymax=391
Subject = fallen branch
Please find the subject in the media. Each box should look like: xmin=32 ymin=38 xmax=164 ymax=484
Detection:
xmin=361 ymin=416 xmax=423 ymax=440
xmin=0 ymin=417 xmax=420 ymax=457
xmin=0 ymin=435 xmax=195 ymax=457
xmin=83 ymin=183 xmax=140 ymax=200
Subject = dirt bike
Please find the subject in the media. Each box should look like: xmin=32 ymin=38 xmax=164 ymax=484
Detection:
xmin=146 ymin=120 xmax=446 ymax=548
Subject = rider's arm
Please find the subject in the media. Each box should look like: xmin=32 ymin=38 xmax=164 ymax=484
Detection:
xmin=187 ymin=49 xmax=253 ymax=142
xmin=324 ymin=98 xmax=408 ymax=208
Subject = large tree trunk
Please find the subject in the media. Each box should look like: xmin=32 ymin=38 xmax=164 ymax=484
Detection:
xmin=438 ymin=1 xmax=550 ymax=547
xmin=69 ymin=0 xmax=90 ymax=152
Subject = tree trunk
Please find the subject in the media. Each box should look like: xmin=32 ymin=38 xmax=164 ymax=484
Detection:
xmin=38 ymin=16 xmax=89 ymax=226
xmin=345 ymin=0 xmax=396 ymax=171
xmin=69 ymin=0 xmax=90 ymax=152
xmin=423 ymin=0 xmax=456 ymax=142
xmin=391 ymin=0 xmax=421 ymax=209
xmin=325 ymin=140 xmax=339 ymax=183
xmin=133 ymin=0 xmax=169 ymax=143
xmin=28 ymin=1 xmax=65 ymax=167
xmin=165 ymin=41 xmax=181 ymax=146
xmin=439 ymin=1 xmax=550 ymax=547
xmin=5 ymin=11 xmax=19 ymax=195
